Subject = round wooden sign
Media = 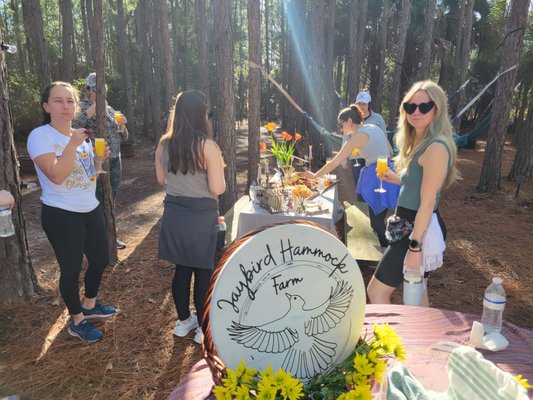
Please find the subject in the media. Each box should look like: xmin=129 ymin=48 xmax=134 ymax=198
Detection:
xmin=209 ymin=222 xmax=366 ymax=381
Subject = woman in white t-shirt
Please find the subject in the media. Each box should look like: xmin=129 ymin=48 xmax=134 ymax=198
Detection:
xmin=27 ymin=82 xmax=116 ymax=343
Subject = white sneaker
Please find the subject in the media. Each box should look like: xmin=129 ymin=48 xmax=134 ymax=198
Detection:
xmin=173 ymin=314 xmax=199 ymax=337
xmin=193 ymin=327 xmax=203 ymax=344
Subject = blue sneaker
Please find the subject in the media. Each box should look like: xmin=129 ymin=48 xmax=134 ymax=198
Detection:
xmin=81 ymin=300 xmax=117 ymax=319
xmin=68 ymin=319 xmax=103 ymax=343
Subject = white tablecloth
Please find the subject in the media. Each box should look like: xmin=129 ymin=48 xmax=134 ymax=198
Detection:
xmin=236 ymin=184 xmax=340 ymax=238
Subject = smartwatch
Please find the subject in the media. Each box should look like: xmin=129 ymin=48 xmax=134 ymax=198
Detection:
xmin=409 ymin=239 xmax=422 ymax=250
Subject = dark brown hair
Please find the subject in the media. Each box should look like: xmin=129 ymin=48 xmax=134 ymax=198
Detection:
xmin=337 ymin=104 xmax=364 ymax=124
xmin=160 ymin=90 xmax=212 ymax=175
xmin=41 ymin=81 xmax=79 ymax=124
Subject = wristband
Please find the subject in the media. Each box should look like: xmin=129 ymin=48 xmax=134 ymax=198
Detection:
xmin=408 ymin=247 xmax=421 ymax=253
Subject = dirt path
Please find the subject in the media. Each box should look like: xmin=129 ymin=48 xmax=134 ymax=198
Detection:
xmin=0 ymin=132 xmax=532 ymax=399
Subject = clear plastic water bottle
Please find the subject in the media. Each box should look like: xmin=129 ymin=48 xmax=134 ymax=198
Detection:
xmin=481 ymin=277 xmax=506 ymax=333
xmin=215 ymin=216 xmax=226 ymax=251
xmin=0 ymin=207 xmax=15 ymax=238
xmin=403 ymin=270 xmax=424 ymax=306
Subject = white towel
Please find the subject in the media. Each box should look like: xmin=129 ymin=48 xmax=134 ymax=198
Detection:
xmin=420 ymin=213 xmax=446 ymax=272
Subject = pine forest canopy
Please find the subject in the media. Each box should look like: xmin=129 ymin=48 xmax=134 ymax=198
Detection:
xmin=0 ymin=0 xmax=532 ymax=193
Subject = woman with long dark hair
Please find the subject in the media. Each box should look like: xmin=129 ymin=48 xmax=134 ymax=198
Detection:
xmin=155 ymin=90 xmax=225 ymax=344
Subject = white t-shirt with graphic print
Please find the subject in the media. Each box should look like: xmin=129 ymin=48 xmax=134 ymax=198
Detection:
xmin=27 ymin=124 xmax=99 ymax=212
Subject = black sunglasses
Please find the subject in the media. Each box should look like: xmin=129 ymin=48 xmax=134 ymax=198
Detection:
xmin=402 ymin=101 xmax=435 ymax=115
xmin=337 ymin=121 xmax=345 ymax=130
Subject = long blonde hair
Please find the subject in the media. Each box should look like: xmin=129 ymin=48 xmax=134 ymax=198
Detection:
xmin=394 ymin=80 xmax=459 ymax=189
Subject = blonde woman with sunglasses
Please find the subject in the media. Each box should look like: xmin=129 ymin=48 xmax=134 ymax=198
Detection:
xmin=367 ymin=80 xmax=459 ymax=306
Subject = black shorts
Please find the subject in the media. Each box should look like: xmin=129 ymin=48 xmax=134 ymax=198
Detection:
xmin=374 ymin=206 xmax=447 ymax=288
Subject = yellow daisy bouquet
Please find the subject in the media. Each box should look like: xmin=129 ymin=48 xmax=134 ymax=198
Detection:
xmin=213 ymin=323 xmax=406 ymax=400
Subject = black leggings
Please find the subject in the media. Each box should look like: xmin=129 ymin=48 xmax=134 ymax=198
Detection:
xmin=374 ymin=207 xmax=447 ymax=288
xmin=172 ymin=265 xmax=212 ymax=324
xmin=368 ymin=207 xmax=388 ymax=248
xmin=41 ymin=204 xmax=109 ymax=315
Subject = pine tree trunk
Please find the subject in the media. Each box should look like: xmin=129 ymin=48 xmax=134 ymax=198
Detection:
xmin=21 ymin=0 xmax=51 ymax=89
xmin=59 ymin=0 xmax=75 ymax=83
xmin=149 ymin=0 xmax=163 ymax=139
xmin=154 ymin=0 xmax=174 ymax=111
xmin=80 ymin=0 xmax=92 ymax=67
xmin=478 ymin=0 xmax=529 ymax=192
xmin=135 ymin=2 xmax=154 ymax=138
xmin=247 ymin=0 xmax=261 ymax=190
xmin=195 ymin=0 xmax=210 ymax=99
xmin=417 ymin=0 xmax=436 ymax=80
xmin=115 ymin=0 xmax=134 ymax=133
xmin=454 ymin=0 xmax=474 ymax=118
xmin=9 ymin=0 xmax=26 ymax=76
xmin=387 ymin=0 xmax=411 ymax=129
xmin=370 ymin=0 xmax=390 ymax=113
xmin=0 ymin=31 xmax=38 ymax=305
xmin=453 ymin=0 xmax=465 ymax=85
xmin=347 ymin=0 xmax=368 ymax=101
xmin=508 ymin=84 xmax=533 ymax=181
xmin=182 ymin=0 xmax=189 ymax=90
xmin=214 ymin=0 xmax=237 ymax=214
xmin=86 ymin=0 xmax=95 ymax=64
xmin=93 ymin=0 xmax=118 ymax=264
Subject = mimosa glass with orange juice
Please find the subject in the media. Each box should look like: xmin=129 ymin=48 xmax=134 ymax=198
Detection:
xmin=114 ymin=112 xmax=124 ymax=124
xmin=352 ymin=148 xmax=360 ymax=167
xmin=94 ymin=138 xmax=107 ymax=173
xmin=375 ymin=156 xmax=388 ymax=193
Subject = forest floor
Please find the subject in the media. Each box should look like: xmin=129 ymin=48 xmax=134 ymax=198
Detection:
xmin=0 ymin=127 xmax=532 ymax=399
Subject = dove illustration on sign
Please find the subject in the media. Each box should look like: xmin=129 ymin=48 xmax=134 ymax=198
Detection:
xmin=227 ymin=280 xmax=353 ymax=380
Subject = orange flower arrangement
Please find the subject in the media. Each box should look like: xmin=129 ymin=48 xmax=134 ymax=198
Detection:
xmin=291 ymin=184 xmax=312 ymax=199
xmin=264 ymin=122 xmax=276 ymax=133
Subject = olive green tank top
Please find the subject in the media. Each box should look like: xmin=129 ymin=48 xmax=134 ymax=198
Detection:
xmin=397 ymin=139 xmax=451 ymax=211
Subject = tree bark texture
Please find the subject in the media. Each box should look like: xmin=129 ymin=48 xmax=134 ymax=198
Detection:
xmin=195 ymin=0 xmax=210 ymax=100
xmin=370 ymin=0 xmax=390 ymax=113
xmin=478 ymin=0 xmax=529 ymax=192
xmin=115 ymin=0 xmax=135 ymax=132
xmin=9 ymin=0 xmax=26 ymax=75
xmin=454 ymin=0 xmax=474 ymax=118
xmin=80 ymin=0 xmax=92 ymax=66
xmin=247 ymin=0 xmax=261 ymax=190
xmin=86 ymin=0 xmax=95 ymax=64
xmin=149 ymin=0 xmax=163 ymax=139
xmin=387 ymin=0 xmax=411 ymax=129
xmin=59 ymin=0 xmax=75 ymax=83
xmin=214 ymin=0 xmax=237 ymax=214
xmin=347 ymin=0 xmax=368 ymax=101
xmin=134 ymin=2 xmax=154 ymax=138
xmin=417 ymin=0 xmax=436 ymax=81
xmin=93 ymin=0 xmax=117 ymax=263
xmin=0 ymin=29 xmax=38 ymax=305
xmin=153 ymin=0 xmax=175 ymax=111
xmin=264 ymin=0 xmax=272 ymax=119
xmin=508 ymin=84 xmax=533 ymax=181
xmin=21 ymin=0 xmax=51 ymax=89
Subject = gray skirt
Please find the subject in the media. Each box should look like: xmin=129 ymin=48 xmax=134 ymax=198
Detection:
xmin=158 ymin=194 xmax=219 ymax=269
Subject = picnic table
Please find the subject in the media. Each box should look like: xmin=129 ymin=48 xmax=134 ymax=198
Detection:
xmin=167 ymin=304 xmax=533 ymax=400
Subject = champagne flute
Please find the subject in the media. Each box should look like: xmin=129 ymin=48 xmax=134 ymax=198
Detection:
xmin=375 ymin=156 xmax=388 ymax=193
xmin=352 ymin=148 xmax=360 ymax=167
xmin=94 ymin=138 xmax=107 ymax=174
xmin=317 ymin=176 xmax=326 ymax=203
xmin=114 ymin=112 xmax=124 ymax=124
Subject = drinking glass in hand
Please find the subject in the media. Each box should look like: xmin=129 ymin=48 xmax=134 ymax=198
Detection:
xmin=352 ymin=148 xmax=360 ymax=167
xmin=94 ymin=138 xmax=107 ymax=174
xmin=375 ymin=156 xmax=388 ymax=193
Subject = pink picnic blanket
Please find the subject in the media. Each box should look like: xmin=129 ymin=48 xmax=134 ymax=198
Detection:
xmin=167 ymin=304 xmax=533 ymax=400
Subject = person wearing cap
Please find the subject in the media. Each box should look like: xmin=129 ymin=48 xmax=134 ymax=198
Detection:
xmin=342 ymin=92 xmax=388 ymax=189
xmin=72 ymin=73 xmax=128 ymax=249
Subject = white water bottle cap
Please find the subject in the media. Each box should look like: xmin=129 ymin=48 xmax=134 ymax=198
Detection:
xmin=492 ymin=277 xmax=503 ymax=285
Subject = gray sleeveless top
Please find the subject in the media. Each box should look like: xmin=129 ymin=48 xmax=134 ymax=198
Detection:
xmin=357 ymin=124 xmax=390 ymax=165
xmin=398 ymin=139 xmax=451 ymax=211
xmin=160 ymin=144 xmax=216 ymax=200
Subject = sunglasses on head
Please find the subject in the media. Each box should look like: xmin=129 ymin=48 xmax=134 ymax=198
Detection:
xmin=402 ymin=101 xmax=435 ymax=115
